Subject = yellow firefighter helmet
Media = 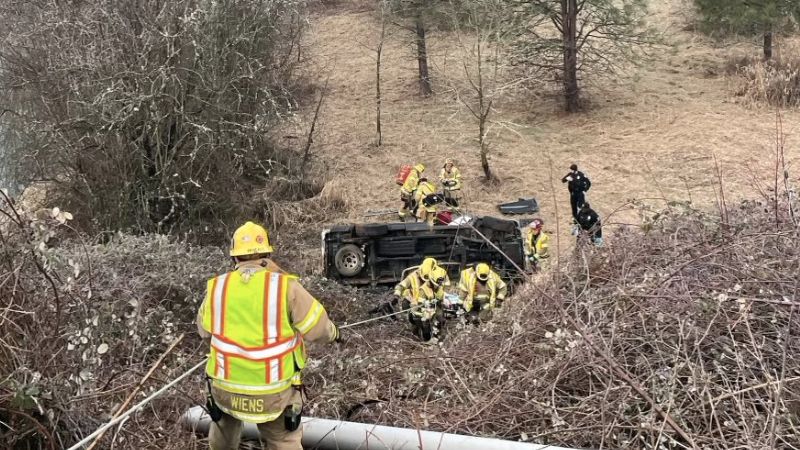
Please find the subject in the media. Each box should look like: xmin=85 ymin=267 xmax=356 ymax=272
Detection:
xmin=419 ymin=257 xmax=438 ymax=281
xmin=430 ymin=266 xmax=447 ymax=287
xmin=230 ymin=222 xmax=274 ymax=257
xmin=476 ymin=263 xmax=491 ymax=281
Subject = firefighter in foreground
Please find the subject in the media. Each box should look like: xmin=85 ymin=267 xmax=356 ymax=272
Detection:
xmin=524 ymin=219 xmax=550 ymax=271
xmin=197 ymin=222 xmax=340 ymax=450
xmin=394 ymin=264 xmax=447 ymax=342
xmin=399 ymin=163 xmax=425 ymax=221
xmin=458 ymin=263 xmax=507 ymax=324
xmin=439 ymin=158 xmax=462 ymax=207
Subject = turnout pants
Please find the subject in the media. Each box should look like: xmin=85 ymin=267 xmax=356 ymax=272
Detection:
xmin=466 ymin=299 xmax=493 ymax=324
xmin=399 ymin=193 xmax=416 ymax=221
xmin=209 ymin=389 xmax=303 ymax=450
xmin=570 ymin=191 xmax=585 ymax=222
xmin=405 ymin=301 xmax=444 ymax=341
xmin=443 ymin=188 xmax=460 ymax=207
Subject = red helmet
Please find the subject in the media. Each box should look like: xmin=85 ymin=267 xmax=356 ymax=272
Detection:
xmin=529 ymin=219 xmax=543 ymax=230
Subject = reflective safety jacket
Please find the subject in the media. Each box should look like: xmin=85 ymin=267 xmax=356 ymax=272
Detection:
xmin=197 ymin=260 xmax=336 ymax=423
xmin=414 ymin=181 xmax=438 ymax=213
xmin=439 ymin=167 xmax=462 ymax=191
xmin=400 ymin=168 xmax=422 ymax=197
xmin=524 ymin=230 xmax=550 ymax=259
xmin=458 ymin=267 xmax=507 ymax=312
xmin=394 ymin=271 xmax=444 ymax=315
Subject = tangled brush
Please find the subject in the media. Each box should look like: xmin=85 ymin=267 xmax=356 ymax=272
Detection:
xmin=308 ymin=201 xmax=800 ymax=449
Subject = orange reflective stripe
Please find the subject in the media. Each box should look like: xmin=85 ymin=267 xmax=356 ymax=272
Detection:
xmin=210 ymin=277 xmax=219 ymax=376
xmin=209 ymin=270 xmax=297 ymax=387
xmin=215 ymin=352 xmax=226 ymax=379
xmin=210 ymin=274 xmax=231 ymax=378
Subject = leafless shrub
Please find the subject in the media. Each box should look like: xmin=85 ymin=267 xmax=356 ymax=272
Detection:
xmin=0 ymin=191 xmax=225 ymax=449
xmin=0 ymin=0 xmax=312 ymax=237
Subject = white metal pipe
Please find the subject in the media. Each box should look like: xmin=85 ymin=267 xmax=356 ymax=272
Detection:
xmin=182 ymin=406 xmax=583 ymax=450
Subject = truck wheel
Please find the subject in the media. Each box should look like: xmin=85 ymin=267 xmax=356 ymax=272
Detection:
xmin=334 ymin=244 xmax=365 ymax=277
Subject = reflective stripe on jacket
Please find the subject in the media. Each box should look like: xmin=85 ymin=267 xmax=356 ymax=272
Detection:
xmin=203 ymin=270 xmax=305 ymax=395
xmin=198 ymin=262 xmax=336 ymax=423
xmin=458 ymin=267 xmax=508 ymax=311
xmin=525 ymin=230 xmax=550 ymax=258
xmin=439 ymin=167 xmax=462 ymax=190
xmin=413 ymin=181 xmax=437 ymax=213
xmin=394 ymin=271 xmax=443 ymax=313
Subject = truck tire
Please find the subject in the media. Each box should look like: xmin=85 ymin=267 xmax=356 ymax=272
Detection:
xmin=334 ymin=244 xmax=365 ymax=277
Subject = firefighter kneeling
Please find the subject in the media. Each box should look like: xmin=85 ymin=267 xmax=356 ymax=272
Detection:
xmin=458 ymin=263 xmax=507 ymax=324
xmin=394 ymin=265 xmax=447 ymax=343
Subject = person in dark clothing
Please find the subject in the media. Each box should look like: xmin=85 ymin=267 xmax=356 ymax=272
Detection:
xmin=576 ymin=202 xmax=603 ymax=246
xmin=561 ymin=164 xmax=591 ymax=222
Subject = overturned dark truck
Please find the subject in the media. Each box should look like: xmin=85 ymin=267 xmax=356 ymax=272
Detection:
xmin=322 ymin=216 xmax=526 ymax=286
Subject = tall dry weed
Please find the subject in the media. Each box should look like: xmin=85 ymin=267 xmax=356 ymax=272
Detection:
xmin=732 ymin=47 xmax=800 ymax=107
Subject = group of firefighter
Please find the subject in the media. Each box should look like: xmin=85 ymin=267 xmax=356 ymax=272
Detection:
xmin=397 ymin=159 xmax=463 ymax=225
xmin=398 ymin=159 xmax=603 ymax=247
xmin=390 ymin=160 xmax=605 ymax=345
xmin=194 ymin=161 xmax=603 ymax=450
xmin=393 ymin=256 xmax=508 ymax=344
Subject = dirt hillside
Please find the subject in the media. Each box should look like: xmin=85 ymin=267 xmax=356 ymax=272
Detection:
xmin=285 ymin=0 xmax=800 ymax=262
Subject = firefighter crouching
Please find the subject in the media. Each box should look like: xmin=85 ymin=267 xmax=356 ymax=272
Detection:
xmin=413 ymin=177 xmax=439 ymax=226
xmin=197 ymin=222 xmax=340 ymax=450
xmin=394 ymin=265 xmax=447 ymax=342
xmin=458 ymin=263 xmax=507 ymax=324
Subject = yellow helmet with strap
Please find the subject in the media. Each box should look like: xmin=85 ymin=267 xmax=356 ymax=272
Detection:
xmin=476 ymin=263 xmax=491 ymax=281
xmin=419 ymin=257 xmax=438 ymax=281
xmin=429 ymin=266 xmax=447 ymax=287
xmin=230 ymin=222 xmax=274 ymax=256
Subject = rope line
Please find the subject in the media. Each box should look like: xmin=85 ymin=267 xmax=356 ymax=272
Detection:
xmin=66 ymin=306 xmax=415 ymax=449
xmin=66 ymin=358 xmax=208 ymax=450
xmin=339 ymin=306 xmax=419 ymax=329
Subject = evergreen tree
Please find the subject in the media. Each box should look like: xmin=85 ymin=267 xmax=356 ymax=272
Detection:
xmin=509 ymin=0 xmax=656 ymax=112
xmin=694 ymin=0 xmax=800 ymax=59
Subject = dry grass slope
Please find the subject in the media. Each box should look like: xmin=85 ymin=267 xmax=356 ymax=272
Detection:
xmin=287 ymin=0 xmax=800 ymax=262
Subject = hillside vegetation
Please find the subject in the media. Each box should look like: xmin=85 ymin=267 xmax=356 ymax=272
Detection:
xmin=2 ymin=0 xmax=800 ymax=449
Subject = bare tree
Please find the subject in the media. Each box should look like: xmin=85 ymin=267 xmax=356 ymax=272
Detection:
xmin=387 ymin=0 xmax=441 ymax=97
xmin=0 ymin=0 xmax=310 ymax=235
xmin=509 ymin=0 xmax=656 ymax=112
xmin=414 ymin=7 xmax=434 ymax=97
xmin=376 ymin=4 xmax=389 ymax=145
xmin=447 ymin=0 xmax=514 ymax=181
